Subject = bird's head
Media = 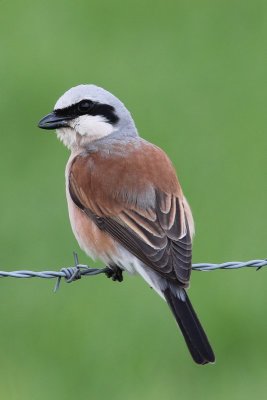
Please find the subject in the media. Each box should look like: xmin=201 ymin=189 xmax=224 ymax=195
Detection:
xmin=38 ymin=84 xmax=136 ymax=150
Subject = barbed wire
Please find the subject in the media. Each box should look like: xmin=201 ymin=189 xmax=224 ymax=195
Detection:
xmin=0 ymin=253 xmax=265 ymax=292
xmin=192 ymin=259 xmax=267 ymax=271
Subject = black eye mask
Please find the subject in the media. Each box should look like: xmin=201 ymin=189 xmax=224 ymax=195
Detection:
xmin=54 ymin=100 xmax=119 ymax=125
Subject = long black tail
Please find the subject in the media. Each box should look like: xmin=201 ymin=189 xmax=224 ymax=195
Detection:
xmin=163 ymin=287 xmax=215 ymax=365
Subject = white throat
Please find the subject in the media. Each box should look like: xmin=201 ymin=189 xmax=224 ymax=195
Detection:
xmin=56 ymin=114 xmax=115 ymax=150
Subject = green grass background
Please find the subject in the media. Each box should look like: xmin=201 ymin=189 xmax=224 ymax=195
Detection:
xmin=0 ymin=0 xmax=267 ymax=399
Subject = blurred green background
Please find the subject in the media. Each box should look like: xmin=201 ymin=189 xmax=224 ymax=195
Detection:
xmin=0 ymin=0 xmax=267 ymax=399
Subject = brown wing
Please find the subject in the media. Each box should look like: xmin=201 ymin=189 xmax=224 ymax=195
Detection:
xmin=69 ymin=141 xmax=193 ymax=286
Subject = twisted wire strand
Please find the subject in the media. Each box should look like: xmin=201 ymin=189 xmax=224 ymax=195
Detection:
xmin=192 ymin=259 xmax=267 ymax=271
xmin=0 ymin=254 xmax=265 ymax=292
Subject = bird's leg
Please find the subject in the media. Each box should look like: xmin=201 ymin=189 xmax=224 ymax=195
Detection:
xmin=105 ymin=264 xmax=124 ymax=282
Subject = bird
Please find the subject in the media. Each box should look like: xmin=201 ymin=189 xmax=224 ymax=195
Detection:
xmin=38 ymin=84 xmax=215 ymax=364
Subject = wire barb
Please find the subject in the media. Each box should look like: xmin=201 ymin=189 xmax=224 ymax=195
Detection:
xmin=53 ymin=252 xmax=110 ymax=292
xmin=0 ymin=255 xmax=265 ymax=291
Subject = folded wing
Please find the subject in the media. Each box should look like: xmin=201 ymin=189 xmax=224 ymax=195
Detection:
xmin=69 ymin=142 xmax=194 ymax=286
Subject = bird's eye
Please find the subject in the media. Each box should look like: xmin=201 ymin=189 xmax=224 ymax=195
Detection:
xmin=78 ymin=100 xmax=93 ymax=114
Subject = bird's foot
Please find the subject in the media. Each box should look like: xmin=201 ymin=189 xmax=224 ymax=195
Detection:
xmin=105 ymin=265 xmax=123 ymax=282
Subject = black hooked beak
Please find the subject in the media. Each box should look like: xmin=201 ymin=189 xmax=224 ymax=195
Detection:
xmin=38 ymin=111 xmax=72 ymax=130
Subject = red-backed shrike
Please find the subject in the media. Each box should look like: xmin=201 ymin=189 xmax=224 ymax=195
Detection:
xmin=38 ymin=84 xmax=215 ymax=364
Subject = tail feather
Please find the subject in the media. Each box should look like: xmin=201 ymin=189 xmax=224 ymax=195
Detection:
xmin=163 ymin=287 xmax=215 ymax=365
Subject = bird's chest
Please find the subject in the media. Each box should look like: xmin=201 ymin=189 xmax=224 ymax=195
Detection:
xmin=65 ymin=156 xmax=117 ymax=263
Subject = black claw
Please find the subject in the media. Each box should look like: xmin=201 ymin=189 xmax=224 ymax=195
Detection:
xmin=105 ymin=265 xmax=123 ymax=282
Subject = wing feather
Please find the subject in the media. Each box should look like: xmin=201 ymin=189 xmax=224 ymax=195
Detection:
xmin=68 ymin=146 xmax=194 ymax=286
